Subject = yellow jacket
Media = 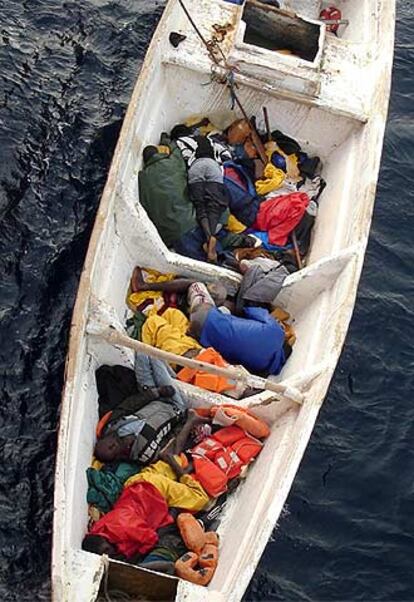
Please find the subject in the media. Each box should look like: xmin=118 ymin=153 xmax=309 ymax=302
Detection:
xmin=255 ymin=163 xmax=285 ymax=196
xmin=142 ymin=308 xmax=201 ymax=358
xmin=227 ymin=214 xmax=247 ymax=233
xmin=128 ymin=269 xmax=175 ymax=312
xmin=125 ymin=458 xmax=210 ymax=512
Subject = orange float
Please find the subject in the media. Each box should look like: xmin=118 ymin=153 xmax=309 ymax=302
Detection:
xmin=210 ymin=404 xmax=270 ymax=439
xmin=177 ymin=513 xmax=205 ymax=554
xmin=175 ymin=552 xmax=215 ymax=586
xmin=175 ymin=518 xmax=219 ymax=586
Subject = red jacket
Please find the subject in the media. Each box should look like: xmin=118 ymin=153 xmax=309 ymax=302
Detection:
xmin=254 ymin=192 xmax=309 ymax=246
xmin=89 ymin=481 xmax=173 ymax=558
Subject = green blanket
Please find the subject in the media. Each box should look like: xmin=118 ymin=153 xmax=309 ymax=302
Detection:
xmin=87 ymin=462 xmax=140 ymax=513
xmin=138 ymin=134 xmax=196 ymax=246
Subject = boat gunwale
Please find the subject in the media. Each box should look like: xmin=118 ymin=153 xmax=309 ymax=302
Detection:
xmin=51 ymin=1 xmax=178 ymax=598
xmin=51 ymin=0 xmax=396 ymax=599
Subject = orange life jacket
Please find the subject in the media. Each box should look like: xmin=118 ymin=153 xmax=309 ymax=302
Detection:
xmin=210 ymin=404 xmax=270 ymax=439
xmin=213 ymin=425 xmax=247 ymax=447
xmin=96 ymin=411 xmax=112 ymax=438
xmin=191 ymin=426 xmax=263 ymax=497
xmin=177 ymin=347 xmax=234 ymax=394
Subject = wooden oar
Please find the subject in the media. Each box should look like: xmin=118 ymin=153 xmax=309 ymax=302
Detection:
xmin=263 ymin=106 xmax=271 ymax=142
xmin=231 ymin=92 xmax=268 ymax=164
xmin=291 ymin=230 xmax=303 ymax=270
xmin=88 ymin=319 xmax=304 ymax=405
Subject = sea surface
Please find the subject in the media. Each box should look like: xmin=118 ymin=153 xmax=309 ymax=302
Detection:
xmin=0 ymin=1 xmax=413 ymax=600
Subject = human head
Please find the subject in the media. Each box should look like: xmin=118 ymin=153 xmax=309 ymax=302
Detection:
xmin=94 ymin=432 xmax=123 ymax=463
xmin=170 ymin=124 xmax=192 ymax=140
xmin=82 ymin=534 xmax=118 ymax=557
xmin=206 ymin=282 xmax=227 ymax=306
xmin=142 ymin=145 xmax=158 ymax=164
xmin=226 ymin=119 xmax=250 ymax=145
xmin=194 ymin=135 xmax=214 ymax=160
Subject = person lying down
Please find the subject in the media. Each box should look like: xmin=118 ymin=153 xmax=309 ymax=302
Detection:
xmin=93 ymin=352 xmax=203 ymax=465
xmin=83 ymin=352 xmax=271 ymax=585
xmin=128 ymin=265 xmax=295 ymax=387
xmin=138 ymin=114 xmax=325 ymax=268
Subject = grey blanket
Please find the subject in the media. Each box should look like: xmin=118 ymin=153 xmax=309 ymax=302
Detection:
xmin=236 ymin=258 xmax=288 ymax=313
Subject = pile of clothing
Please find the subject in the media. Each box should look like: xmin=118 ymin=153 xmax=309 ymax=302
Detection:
xmin=83 ymin=354 xmax=270 ymax=586
xmin=125 ymin=262 xmax=296 ymax=394
xmin=138 ymin=114 xmax=325 ymax=269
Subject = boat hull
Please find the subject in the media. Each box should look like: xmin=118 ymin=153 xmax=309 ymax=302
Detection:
xmin=52 ymin=0 xmax=395 ymax=599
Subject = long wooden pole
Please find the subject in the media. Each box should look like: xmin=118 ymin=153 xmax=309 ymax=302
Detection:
xmin=263 ymin=106 xmax=271 ymax=142
xmin=291 ymin=231 xmax=303 ymax=270
xmin=91 ymin=326 xmax=304 ymax=404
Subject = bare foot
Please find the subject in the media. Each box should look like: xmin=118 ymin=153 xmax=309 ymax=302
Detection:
xmin=207 ymin=236 xmax=218 ymax=263
xmin=131 ymin=266 xmax=149 ymax=292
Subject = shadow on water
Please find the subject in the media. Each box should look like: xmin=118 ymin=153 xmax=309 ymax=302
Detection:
xmin=0 ymin=1 xmax=413 ymax=601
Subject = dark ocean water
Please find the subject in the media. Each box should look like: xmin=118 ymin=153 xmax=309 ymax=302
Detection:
xmin=0 ymin=1 xmax=412 ymax=600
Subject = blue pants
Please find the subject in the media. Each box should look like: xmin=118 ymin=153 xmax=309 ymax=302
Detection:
xmin=134 ymin=353 xmax=187 ymax=413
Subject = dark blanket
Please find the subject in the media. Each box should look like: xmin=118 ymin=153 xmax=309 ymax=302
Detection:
xmin=96 ymin=364 xmax=157 ymax=419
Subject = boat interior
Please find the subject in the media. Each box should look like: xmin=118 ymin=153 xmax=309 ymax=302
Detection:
xmin=53 ymin=0 xmax=393 ymax=600
xmin=62 ymin=73 xmax=367 ymax=600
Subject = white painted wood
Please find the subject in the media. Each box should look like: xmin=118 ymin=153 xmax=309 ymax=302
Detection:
xmin=51 ymin=0 xmax=395 ymax=600
xmin=280 ymin=0 xmax=322 ymax=19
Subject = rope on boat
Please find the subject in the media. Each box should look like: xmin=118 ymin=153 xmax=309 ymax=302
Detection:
xmin=177 ymin=0 xmax=227 ymax=66
xmin=177 ymin=0 xmax=268 ymax=163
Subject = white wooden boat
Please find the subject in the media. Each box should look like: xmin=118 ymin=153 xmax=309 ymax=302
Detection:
xmin=52 ymin=0 xmax=395 ymax=600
